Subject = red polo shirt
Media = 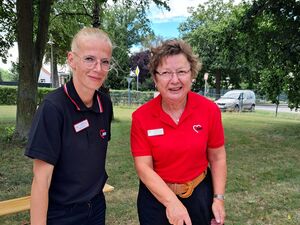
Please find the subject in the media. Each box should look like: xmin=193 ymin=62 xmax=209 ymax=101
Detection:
xmin=131 ymin=91 xmax=224 ymax=183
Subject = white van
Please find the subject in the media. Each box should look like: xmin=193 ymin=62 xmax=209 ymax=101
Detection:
xmin=215 ymin=90 xmax=256 ymax=112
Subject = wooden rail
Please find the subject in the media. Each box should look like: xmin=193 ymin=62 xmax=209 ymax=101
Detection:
xmin=0 ymin=183 xmax=114 ymax=216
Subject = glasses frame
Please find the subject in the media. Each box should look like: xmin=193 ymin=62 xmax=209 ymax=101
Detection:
xmin=155 ymin=68 xmax=191 ymax=80
xmin=72 ymin=52 xmax=112 ymax=71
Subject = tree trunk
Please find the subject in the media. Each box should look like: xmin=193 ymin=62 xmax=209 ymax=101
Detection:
xmin=15 ymin=0 xmax=36 ymax=140
xmin=53 ymin=54 xmax=59 ymax=87
xmin=15 ymin=0 xmax=52 ymax=140
xmin=215 ymin=69 xmax=221 ymax=100
xmin=33 ymin=0 xmax=52 ymax=81
xmin=92 ymin=0 xmax=101 ymax=28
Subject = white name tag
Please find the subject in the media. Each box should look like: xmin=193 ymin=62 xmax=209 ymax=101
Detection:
xmin=74 ymin=119 xmax=89 ymax=133
xmin=147 ymin=128 xmax=164 ymax=136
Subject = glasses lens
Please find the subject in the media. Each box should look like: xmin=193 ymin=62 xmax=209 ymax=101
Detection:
xmin=81 ymin=56 xmax=96 ymax=68
xmin=101 ymin=59 xmax=111 ymax=71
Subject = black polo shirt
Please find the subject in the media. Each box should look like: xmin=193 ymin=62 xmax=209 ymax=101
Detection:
xmin=25 ymin=79 xmax=113 ymax=205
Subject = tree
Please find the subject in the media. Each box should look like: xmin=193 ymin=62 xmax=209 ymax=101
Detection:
xmin=104 ymin=4 xmax=156 ymax=89
xmin=259 ymin=68 xmax=284 ymax=116
xmin=15 ymin=0 xmax=52 ymax=140
xmin=179 ymin=0 xmax=245 ymax=98
xmin=15 ymin=0 xmax=168 ymax=139
xmin=1 ymin=0 xmax=170 ymax=140
xmin=45 ymin=0 xmax=168 ymax=90
xmin=129 ymin=50 xmax=153 ymax=90
xmin=239 ymin=0 xmax=300 ymax=110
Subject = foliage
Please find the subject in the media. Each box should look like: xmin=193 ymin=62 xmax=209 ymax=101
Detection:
xmin=0 ymin=86 xmax=54 ymax=105
xmin=44 ymin=1 xmax=166 ymax=90
xmin=103 ymin=4 xmax=156 ymax=89
xmin=0 ymin=0 xmax=16 ymax=63
xmin=138 ymin=77 xmax=155 ymax=91
xmin=9 ymin=61 xmax=19 ymax=81
xmin=259 ymin=68 xmax=284 ymax=105
xmin=0 ymin=125 xmax=16 ymax=143
xmin=179 ymin=0 xmax=300 ymax=109
xmin=0 ymin=86 xmax=18 ymax=105
xmin=179 ymin=0 xmax=248 ymax=96
xmin=239 ymin=0 xmax=300 ymax=110
xmin=0 ymin=85 xmax=154 ymax=105
xmin=109 ymin=90 xmax=154 ymax=105
xmin=0 ymin=68 xmax=13 ymax=81
xmin=129 ymin=50 xmax=151 ymax=87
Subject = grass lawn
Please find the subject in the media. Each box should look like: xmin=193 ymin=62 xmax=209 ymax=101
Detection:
xmin=0 ymin=105 xmax=299 ymax=225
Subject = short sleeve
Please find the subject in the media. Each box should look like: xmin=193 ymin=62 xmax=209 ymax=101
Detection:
xmin=207 ymin=105 xmax=225 ymax=148
xmin=130 ymin=112 xmax=152 ymax=157
xmin=25 ymin=100 xmax=62 ymax=165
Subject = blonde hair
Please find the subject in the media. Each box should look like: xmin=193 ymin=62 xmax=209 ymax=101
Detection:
xmin=71 ymin=27 xmax=112 ymax=51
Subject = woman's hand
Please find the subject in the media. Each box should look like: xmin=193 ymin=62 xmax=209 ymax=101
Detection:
xmin=207 ymin=145 xmax=227 ymax=225
xmin=211 ymin=198 xmax=225 ymax=224
xmin=166 ymin=200 xmax=192 ymax=225
xmin=134 ymin=156 xmax=192 ymax=225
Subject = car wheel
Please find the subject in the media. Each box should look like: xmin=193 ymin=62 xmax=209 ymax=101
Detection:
xmin=250 ymin=104 xmax=255 ymax=112
xmin=234 ymin=105 xmax=240 ymax=112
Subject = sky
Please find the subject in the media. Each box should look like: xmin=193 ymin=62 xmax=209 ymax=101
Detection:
xmin=149 ymin=0 xmax=201 ymax=38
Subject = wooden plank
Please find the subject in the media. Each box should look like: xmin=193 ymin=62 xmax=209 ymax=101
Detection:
xmin=0 ymin=183 xmax=114 ymax=216
xmin=103 ymin=183 xmax=114 ymax=192
xmin=0 ymin=196 xmax=30 ymax=216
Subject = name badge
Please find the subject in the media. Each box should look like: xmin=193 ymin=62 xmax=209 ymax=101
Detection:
xmin=147 ymin=128 xmax=164 ymax=137
xmin=74 ymin=119 xmax=89 ymax=133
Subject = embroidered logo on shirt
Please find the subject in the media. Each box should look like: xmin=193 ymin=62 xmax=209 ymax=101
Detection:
xmin=99 ymin=129 xmax=107 ymax=139
xmin=193 ymin=124 xmax=202 ymax=133
xmin=74 ymin=119 xmax=89 ymax=133
xmin=147 ymin=128 xmax=164 ymax=136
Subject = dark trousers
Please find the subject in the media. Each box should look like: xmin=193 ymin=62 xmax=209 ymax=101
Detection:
xmin=137 ymin=170 xmax=213 ymax=225
xmin=47 ymin=193 xmax=106 ymax=225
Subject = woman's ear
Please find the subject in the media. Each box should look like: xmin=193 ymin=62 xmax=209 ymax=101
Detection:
xmin=67 ymin=52 xmax=76 ymax=70
xmin=152 ymin=76 xmax=157 ymax=88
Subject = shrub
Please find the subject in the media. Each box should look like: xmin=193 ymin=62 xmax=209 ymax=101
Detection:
xmin=0 ymin=85 xmax=155 ymax=105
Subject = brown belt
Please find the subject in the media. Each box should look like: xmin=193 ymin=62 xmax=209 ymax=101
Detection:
xmin=166 ymin=169 xmax=207 ymax=198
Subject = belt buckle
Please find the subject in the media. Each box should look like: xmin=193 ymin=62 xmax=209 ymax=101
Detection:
xmin=179 ymin=181 xmax=194 ymax=198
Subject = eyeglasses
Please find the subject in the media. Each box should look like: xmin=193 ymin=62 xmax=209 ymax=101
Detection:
xmin=73 ymin=52 xmax=112 ymax=71
xmin=155 ymin=69 xmax=191 ymax=80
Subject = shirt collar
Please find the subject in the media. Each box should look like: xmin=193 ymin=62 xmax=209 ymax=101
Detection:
xmin=63 ymin=79 xmax=103 ymax=113
xmin=154 ymin=91 xmax=198 ymax=126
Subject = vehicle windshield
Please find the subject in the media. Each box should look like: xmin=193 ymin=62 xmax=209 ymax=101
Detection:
xmin=222 ymin=92 xmax=240 ymax=99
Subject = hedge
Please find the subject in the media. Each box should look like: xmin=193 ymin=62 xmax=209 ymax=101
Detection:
xmin=0 ymin=86 xmax=18 ymax=105
xmin=0 ymin=86 xmax=54 ymax=105
xmin=0 ymin=85 xmax=155 ymax=105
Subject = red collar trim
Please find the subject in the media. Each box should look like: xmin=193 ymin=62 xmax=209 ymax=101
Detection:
xmin=63 ymin=84 xmax=81 ymax=110
xmin=64 ymin=83 xmax=103 ymax=113
xmin=97 ymin=94 xmax=103 ymax=113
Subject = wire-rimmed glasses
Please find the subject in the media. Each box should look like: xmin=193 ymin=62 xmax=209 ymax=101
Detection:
xmin=73 ymin=52 xmax=112 ymax=71
xmin=155 ymin=69 xmax=191 ymax=80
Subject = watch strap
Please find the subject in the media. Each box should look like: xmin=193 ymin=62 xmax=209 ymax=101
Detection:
xmin=213 ymin=194 xmax=225 ymax=200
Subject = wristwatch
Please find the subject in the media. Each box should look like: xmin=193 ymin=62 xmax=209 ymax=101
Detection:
xmin=213 ymin=194 xmax=225 ymax=200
